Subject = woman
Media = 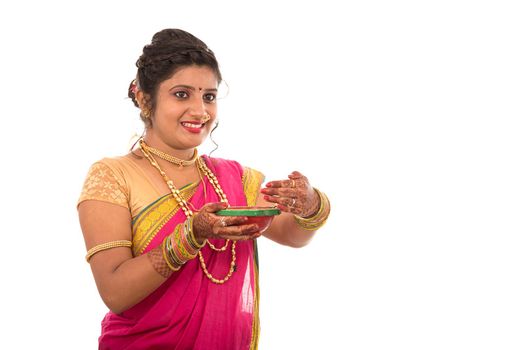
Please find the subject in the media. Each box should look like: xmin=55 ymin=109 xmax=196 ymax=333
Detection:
xmin=78 ymin=28 xmax=330 ymax=350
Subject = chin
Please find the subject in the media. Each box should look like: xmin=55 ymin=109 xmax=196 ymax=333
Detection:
xmin=182 ymin=138 xmax=206 ymax=150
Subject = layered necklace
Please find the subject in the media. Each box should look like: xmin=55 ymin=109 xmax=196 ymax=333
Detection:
xmin=139 ymin=139 xmax=235 ymax=284
xmin=141 ymin=141 xmax=199 ymax=168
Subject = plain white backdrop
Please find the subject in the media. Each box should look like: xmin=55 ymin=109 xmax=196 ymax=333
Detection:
xmin=1 ymin=0 xmax=523 ymax=349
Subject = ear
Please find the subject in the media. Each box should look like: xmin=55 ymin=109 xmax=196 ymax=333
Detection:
xmin=137 ymin=90 xmax=153 ymax=110
xmin=136 ymin=90 xmax=145 ymax=109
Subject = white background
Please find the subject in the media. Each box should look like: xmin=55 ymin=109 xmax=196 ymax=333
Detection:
xmin=1 ymin=0 xmax=523 ymax=349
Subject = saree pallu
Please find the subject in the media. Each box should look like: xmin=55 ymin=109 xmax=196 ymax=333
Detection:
xmin=99 ymin=156 xmax=262 ymax=350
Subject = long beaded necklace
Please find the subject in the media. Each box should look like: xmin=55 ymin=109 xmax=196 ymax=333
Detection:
xmin=139 ymin=139 xmax=236 ymax=284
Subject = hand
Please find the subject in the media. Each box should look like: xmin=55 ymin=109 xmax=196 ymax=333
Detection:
xmin=261 ymin=171 xmax=320 ymax=217
xmin=192 ymin=202 xmax=261 ymax=242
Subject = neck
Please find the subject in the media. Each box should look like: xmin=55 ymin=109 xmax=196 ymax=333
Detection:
xmin=143 ymin=133 xmax=195 ymax=161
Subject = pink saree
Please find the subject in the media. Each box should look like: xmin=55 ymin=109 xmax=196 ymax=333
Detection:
xmin=98 ymin=156 xmax=261 ymax=350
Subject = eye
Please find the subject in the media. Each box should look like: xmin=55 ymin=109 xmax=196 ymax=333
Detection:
xmin=174 ymin=91 xmax=189 ymax=99
xmin=203 ymin=93 xmax=217 ymax=103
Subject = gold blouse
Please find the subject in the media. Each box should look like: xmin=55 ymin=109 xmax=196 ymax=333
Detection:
xmin=78 ymin=156 xmax=264 ymax=219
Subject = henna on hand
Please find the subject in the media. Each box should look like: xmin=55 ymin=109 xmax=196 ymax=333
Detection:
xmin=192 ymin=202 xmax=227 ymax=242
xmin=147 ymin=245 xmax=173 ymax=278
xmin=261 ymin=171 xmax=320 ymax=217
xmin=192 ymin=202 xmax=261 ymax=241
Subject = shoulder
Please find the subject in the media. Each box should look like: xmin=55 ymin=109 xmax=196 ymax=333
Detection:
xmin=78 ymin=155 xmax=133 ymax=208
xmin=89 ymin=154 xmax=141 ymax=182
xmin=95 ymin=155 xmax=133 ymax=173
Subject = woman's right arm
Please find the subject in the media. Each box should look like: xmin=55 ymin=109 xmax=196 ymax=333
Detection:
xmin=79 ymin=200 xmax=170 ymax=314
xmin=79 ymin=200 xmax=261 ymax=314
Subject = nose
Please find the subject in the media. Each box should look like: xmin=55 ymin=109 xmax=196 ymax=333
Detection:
xmin=188 ymin=95 xmax=208 ymax=118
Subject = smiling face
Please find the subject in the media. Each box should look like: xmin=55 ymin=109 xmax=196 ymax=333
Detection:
xmin=143 ymin=65 xmax=219 ymax=153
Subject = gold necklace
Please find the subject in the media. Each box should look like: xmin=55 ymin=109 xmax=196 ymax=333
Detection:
xmin=195 ymin=158 xmax=231 ymax=252
xmin=140 ymin=140 xmax=231 ymax=251
xmin=141 ymin=141 xmax=199 ymax=167
xmin=139 ymin=140 xmax=236 ymax=284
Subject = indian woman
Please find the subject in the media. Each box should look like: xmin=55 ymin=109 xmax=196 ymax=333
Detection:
xmin=78 ymin=28 xmax=330 ymax=350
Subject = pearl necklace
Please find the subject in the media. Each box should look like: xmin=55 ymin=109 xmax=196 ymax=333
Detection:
xmin=139 ymin=140 xmax=236 ymax=284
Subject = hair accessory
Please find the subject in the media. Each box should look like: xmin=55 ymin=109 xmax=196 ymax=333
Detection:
xmin=131 ymin=79 xmax=138 ymax=94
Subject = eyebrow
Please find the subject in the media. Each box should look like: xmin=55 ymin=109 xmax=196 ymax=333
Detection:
xmin=169 ymin=84 xmax=218 ymax=92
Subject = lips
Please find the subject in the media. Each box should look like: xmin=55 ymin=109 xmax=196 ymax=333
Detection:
xmin=181 ymin=121 xmax=206 ymax=134
xmin=181 ymin=121 xmax=205 ymax=129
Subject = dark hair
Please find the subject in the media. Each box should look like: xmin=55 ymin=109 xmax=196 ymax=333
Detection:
xmin=127 ymin=29 xmax=222 ymax=126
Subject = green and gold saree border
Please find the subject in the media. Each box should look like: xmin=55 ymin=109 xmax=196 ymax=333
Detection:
xmin=132 ymin=183 xmax=199 ymax=256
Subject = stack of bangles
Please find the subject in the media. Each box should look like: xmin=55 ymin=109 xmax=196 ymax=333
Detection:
xmin=294 ymin=188 xmax=331 ymax=230
xmin=162 ymin=216 xmax=206 ymax=271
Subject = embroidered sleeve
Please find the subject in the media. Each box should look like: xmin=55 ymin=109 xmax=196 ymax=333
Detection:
xmin=242 ymin=167 xmax=265 ymax=206
xmin=78 ymin=161 xmax=129 ymax=208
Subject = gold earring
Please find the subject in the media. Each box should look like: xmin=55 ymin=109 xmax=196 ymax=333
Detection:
xmin=141 ymin=109 xmax=151 ymax=119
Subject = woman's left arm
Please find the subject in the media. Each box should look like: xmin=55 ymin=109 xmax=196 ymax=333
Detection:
xmin=257 ymin=171 xmax=330 ymax=247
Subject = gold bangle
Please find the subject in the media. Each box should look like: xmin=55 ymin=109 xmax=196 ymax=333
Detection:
xmin=163 ymin=238 xmax=181 ymax=271
xmin=294 ymin=189 xmax=331 ymax=231
xmin=166 ymin=232 xmax=184 ymax=266
xmin=85 ymin=240 xmax=132 ymax=262
xmin=185 ymin=217 xmax=206 ymax=249
xmin=162 ymin=235 xmax=182 ymax=271
xmin=173 ymin=225 xmax=197 ymax=261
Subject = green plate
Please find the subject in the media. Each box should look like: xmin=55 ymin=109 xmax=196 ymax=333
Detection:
xmin=216 ymin=207 xmax=281 ymax=216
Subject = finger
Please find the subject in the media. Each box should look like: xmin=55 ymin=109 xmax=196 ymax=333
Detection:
xmin=265 ymin=180 xmax=285 ymax=188
xmin=260 ymin=187 xmax=297 ymax=197
xmin=270 ymin=196 xmax=303 ymax=214
xmin=216 ymin=216 xmax=248 ymax=227
xmin=218 ymin=229 xmax=262 ymax=240
xmin=288 ymin=205 xmax=303 ymax=215
xmin=202 ymin=201 xmax=229 ymax=213
xmin=266 ymin=179 xmax=296 ymax=188
xmin=275 ymin=203 xmax=292 ymax=213
xmin=212 ymin=216 xmax=245 ymax=233
xmin=216 ymin=223 xmax=259 ymax=236
xmin=212 ymin=217 xmax=227 ymax=234
xmin=263 ymin=195 xmax=298 ymax=209
xmin=279 ymin=202 xmax=302 ymax=213
xmin=262 ymin=194 xmax=284 ymax=206
xmin=288 ymin=171 xmax=304 ymax=179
